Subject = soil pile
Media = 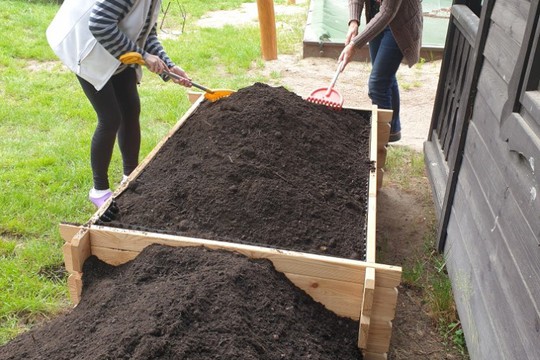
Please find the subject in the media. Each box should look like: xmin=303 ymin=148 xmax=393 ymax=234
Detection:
xmin=0 ymin=245 xmax=362 ymax=360
xmin=105 ymin=83 xmax=372 ymax=260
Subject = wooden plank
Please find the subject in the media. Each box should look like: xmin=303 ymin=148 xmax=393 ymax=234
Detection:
xmin=363 ymin=319 xmax=392 ymax=353
xmin=285 ymin=272 xmax=397 ymax=321
xmin=284 ymin=273 xmax=362 ymax=320
xmin=58 ymin=222 xmax=81 ymax=243
xmin=448 ymin=166 xmax=540 ymax=359
xmin=501 ymin=111 xmax=540 ymax=186
xmin=88 ymin=226 xmax=402 ymax=288
xmin=444 ymin=209 xmax=503 ymax=360
xmin=452 ymin=5 xmax=480 ymax=46
xmin=64 ymin=229 xmax=91 ymax=274
xmin=366 ymin=106 xmax=379 ymax=262
xmin=363 ymin=352 xmax=387 ymax=360
xmin=491 ymin=0 xmax=529 ymax=45
xmin=477 ymin=59 xmax=510 ymax=121
xmin=464 ymin=124 xmax=540 ymax=283
xmin=521 ymin=90 xmax=540 ymax=130
xmin=67 ymin=273 xmax=82 ymax=305
xmin=371 ymin=286 xmax=398 ymax=322
xmin=91 ymin=245 xmax=139 ymax=265
xmin=376 ymin=109 xmax=390 ymax=190
xmin=483 ymin=21 xmax=520 ymax=83
xmin=471 ymin=93 xmax=540 ymax=236
xmin=366 ymin=176 xmax=377 ymax=262
xmin=423 ymin=133 xmax=449 ymax=218
xmin=359 ymin=267 xmax=375 ymax=349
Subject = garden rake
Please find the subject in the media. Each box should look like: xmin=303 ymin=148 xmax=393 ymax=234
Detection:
xmin=119 ymin=52 xmax=234 ymax=102
xmin=306 ymin=61 xmax=345 ymax=109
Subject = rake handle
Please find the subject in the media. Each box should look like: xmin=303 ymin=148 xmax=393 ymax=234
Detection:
xmin=162 ymin=71 xmax=214 ymax=94
xmin=119 ymin=52 xmax=214 ymax=94
xmin=325 ymin=61 xmax=344 ymax=97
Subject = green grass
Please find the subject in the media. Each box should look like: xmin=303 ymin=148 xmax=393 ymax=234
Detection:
xmin=0 ymin=0 xmax=306 ymax=343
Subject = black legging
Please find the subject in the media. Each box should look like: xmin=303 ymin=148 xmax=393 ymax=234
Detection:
xmin=77 ymin=68 xmax=141 ymax=190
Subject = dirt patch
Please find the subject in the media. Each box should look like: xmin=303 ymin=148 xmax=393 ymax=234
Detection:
xmin=0 ymin=245 xmax=362 ymax=359
xmin=105 ymin=83 xmax=372 ymax=260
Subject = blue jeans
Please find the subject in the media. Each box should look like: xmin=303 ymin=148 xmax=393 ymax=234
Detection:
xmin=368 ymin=26 xmax=403 ymax=134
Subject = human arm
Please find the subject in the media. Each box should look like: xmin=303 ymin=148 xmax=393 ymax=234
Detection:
xmin=89 ymin=0 xmax=168 ymax=74
xmin=339 ymin=0 xmax=402 ymax=68
xmin=345 ymin=0 xmax=363 ymax=45
xmin=144 ymin=25 xmax=190 ymax=86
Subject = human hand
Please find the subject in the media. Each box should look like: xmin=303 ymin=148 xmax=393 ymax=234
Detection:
xmin=143 ymin=53 xmax=167 ymax=74
xmin=344 ymin=20 xmax=359 ymax=46
xmin=167 ymin=66 xmax=191 ymax=87
xmin=338 ymin=43 xmax=355 ymax=70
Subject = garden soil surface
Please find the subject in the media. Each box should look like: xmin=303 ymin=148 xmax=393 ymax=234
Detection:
xmin=104 ymin=83 xmax=373 ymax=260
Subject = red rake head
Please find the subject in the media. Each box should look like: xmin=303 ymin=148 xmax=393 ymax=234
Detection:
xmin=306 ymin=87 xmax=344 ymax=110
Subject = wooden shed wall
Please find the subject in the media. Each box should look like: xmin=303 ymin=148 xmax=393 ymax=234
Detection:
xmin=441 ymin=0 xmax=540 ymax=358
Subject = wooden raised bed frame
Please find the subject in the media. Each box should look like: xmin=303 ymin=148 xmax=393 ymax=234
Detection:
xmin=59 ymin=95 xmax=398 ymax=360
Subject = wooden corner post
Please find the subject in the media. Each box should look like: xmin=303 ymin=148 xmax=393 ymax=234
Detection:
xmin=60 ymin=223 xmax=91 ymax=305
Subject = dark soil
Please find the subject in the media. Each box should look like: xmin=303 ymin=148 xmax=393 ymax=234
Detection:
xmin=0 ymin=245 xmax=362 ymax=360
xmin=104 ymin=83 xmax=372 ymax=260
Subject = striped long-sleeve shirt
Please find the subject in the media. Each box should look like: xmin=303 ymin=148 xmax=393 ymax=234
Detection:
xmin=89 ymin=0 xmax=175 ymax=69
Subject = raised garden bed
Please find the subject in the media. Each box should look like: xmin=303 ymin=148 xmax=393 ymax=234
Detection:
xmin=58 ymin=83 xmax=398 ymax=359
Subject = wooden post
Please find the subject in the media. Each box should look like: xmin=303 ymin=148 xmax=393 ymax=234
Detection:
xmin=256 ymin=0 xmax=278 ymax=60
xmin=359 ymin=267 xmax=375 ymax=349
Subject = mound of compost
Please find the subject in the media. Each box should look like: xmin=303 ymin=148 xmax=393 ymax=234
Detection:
xmin=0 ymin=245 xmax=362 ymax=360
xmin=103 ymin=83 xmax=372 ymax=260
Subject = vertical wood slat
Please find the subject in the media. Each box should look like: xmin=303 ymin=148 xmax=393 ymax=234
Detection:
xmin=440 ymin=31 xmax=466 ymax=154
xmin=359 ymin=267 xmax=376 ymax=349
xmin=63 ymin=228 xmax=91 ymax=274
xmin=376 ymin=109 xmax=392 ymax=190
xmin=427 ymin=2 xmax=459 ymax=141
xmin=436 ymin=23 xmax=467 ymax=153
xmin=61 ymin=226 xmax=91 ymax=305
xmin=444 ymin=33 xmax=474 ymax=156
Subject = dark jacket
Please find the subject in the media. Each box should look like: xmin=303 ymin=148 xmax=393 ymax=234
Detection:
xmin=349 ymin=0 xmax=423 ymax=67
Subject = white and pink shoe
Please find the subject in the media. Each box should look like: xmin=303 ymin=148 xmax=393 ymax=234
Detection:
xmin=89 ymin=188 xmax=113 ymax=208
